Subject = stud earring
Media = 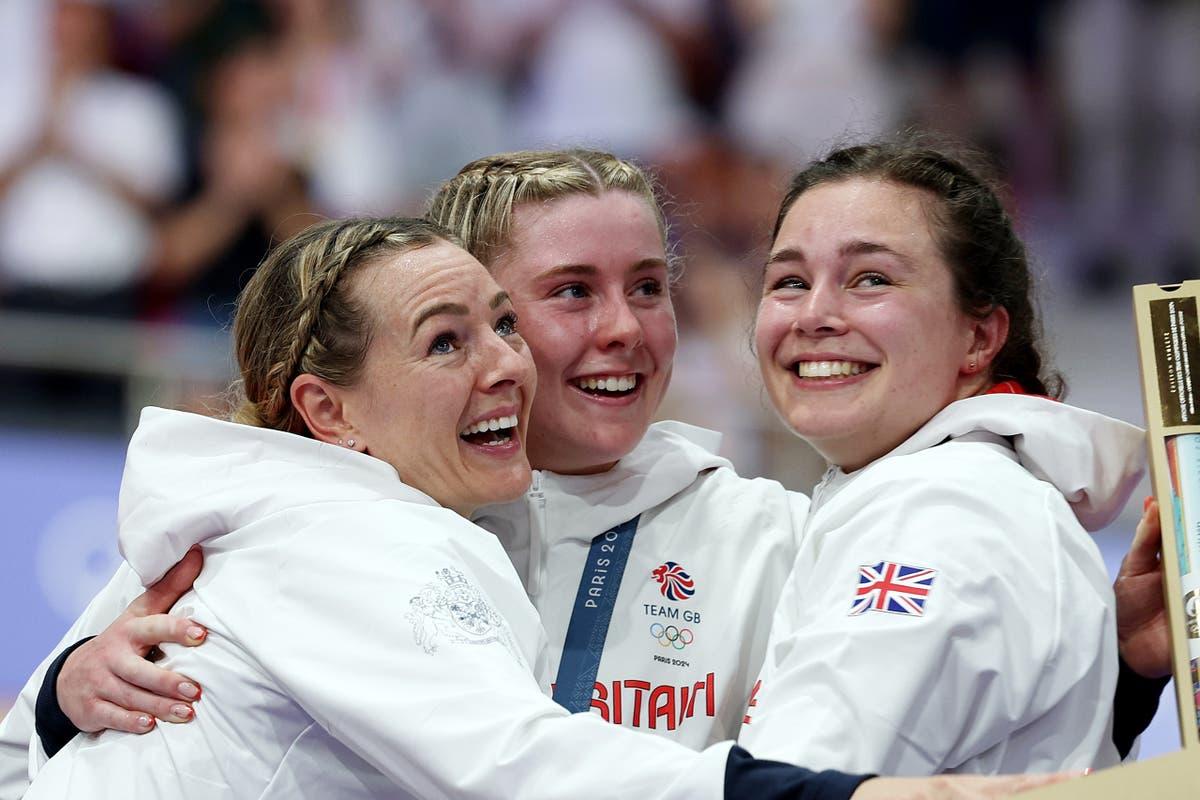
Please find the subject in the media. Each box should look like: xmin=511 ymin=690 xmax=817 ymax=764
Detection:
xmin=346 ymin=438 xmax=356 ymax=448
xmin=969 ymin=359 xmax=978 ymax=372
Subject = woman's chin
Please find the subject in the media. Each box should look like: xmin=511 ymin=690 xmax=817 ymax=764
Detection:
xmin=528 ymin=428 xmax=642 ymax=475
xmin=485 ymin=464 xmax=535 ymax=507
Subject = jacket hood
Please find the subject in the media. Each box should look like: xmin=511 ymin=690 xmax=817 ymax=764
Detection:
xmin=477 ymin=420 xmax=730 ymax=542
xmin=118 ymin=407 xmax=435 ymax=585
xmin=875 ymin=394 xmax=1146 ymax=531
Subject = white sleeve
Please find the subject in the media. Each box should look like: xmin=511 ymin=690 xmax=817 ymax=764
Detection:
xmin=252 ymin=524 xmax=733 ymax=800
xmin=739 ymin=476 xmax=1113 ymax=776
xmin=0 ymin=564 xmax=144 ymax=799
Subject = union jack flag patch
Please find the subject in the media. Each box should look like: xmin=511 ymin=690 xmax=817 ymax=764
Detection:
xmin=849 ymin=561 xmax=936 ymax=617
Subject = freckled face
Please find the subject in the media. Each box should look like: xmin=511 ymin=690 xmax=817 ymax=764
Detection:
xmin=339 ymin=243 xmax=536 ymax=515
xmin=489 ymin=191 xmax=676 ymax=475
xmin=755 ymin=178 xmax=985 ymax=471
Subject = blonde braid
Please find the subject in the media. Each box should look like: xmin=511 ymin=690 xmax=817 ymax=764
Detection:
xmin=427 ymin=149 xmax=670 ymax=269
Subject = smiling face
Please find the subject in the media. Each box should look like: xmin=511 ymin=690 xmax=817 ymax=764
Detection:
xmin=489 ymin=191 xmax=677 ymax=474
xmin=334 ymin=242 xmax=536 ymax=515
xmin=756 ymin=177 xmax=1003 ymax=471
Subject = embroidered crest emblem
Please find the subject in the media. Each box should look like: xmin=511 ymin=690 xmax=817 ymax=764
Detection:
xmin=651 ymin=561 xmax=695 ymax=601
xmin=849 ymin=561 xmax=936 ymax=617
xmin=407 ymin=567 xmax=522 ymax=662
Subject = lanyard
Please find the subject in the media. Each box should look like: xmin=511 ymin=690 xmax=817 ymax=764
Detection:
xmin=552 ymin=516 xmax=640 ymax=713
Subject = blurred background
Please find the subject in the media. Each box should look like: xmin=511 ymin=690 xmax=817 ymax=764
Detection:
xmin=1 ymin=0 xmax=1196 ymax=758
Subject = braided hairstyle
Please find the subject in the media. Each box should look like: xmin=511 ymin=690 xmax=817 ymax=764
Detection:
xmin=229 ymin=216 xmax=458 ymax=435
xmin=426 ymin=148 xmax=675 ymax=276
xmin=772 ymin=139 xmax=1062 ymax=398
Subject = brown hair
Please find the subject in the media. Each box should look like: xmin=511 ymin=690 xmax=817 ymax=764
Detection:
xmin=426 ymin=148 xmax=673 ymax=274
xmin=772 ymin=139 xmax=1062 ymax=398
xmin=229 ymin=216 xmax=457 ymax=434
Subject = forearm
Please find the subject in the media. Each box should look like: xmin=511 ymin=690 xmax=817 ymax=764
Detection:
xmin=33 ymin=639 xmax=93 ymax=759
xmin=1111 ymin=654 xmax=1172 ymax=759
xmin=0 ymin=565 xmax=144 ymax=793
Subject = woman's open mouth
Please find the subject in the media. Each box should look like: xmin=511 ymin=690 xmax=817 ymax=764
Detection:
xmin=792 ymin=360 xmax=876 ymax=379
xmin=570 ymin=374 xmax=639 ymax=398
xmin=459 ymin=414 xmax=519 ymax=446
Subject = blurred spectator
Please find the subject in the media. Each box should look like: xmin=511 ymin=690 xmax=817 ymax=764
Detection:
xmin=898 ymin=0 xmax=1059 ymax=211
xmin=116 ymin=0 xmax=277 ymax=189
xmin=1056 ymin=0 xmax=1200 ymax=292
xmin=0 ymin=0 xmax=184 ymax=318
xmin=723 ymin=0 xmax=903 ymax=165
xmin=660 ymin=241 xmax=774 ymax=476
xmin=269 ymin=0 xmax=409 ymax=215
xmin=514 ymin=0 xmax=699 ymax=159
xmin=147 ymin=34 xmax=315 ymax=327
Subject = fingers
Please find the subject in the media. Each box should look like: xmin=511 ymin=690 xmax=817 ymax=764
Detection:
xmin=62 ymin=649 xmax=199 ymax=732
xmin=103 ymin=679 xmax=196 ymax=726
xmin=123 ymin=614 xmax=207 ymax=651
xmin=57 ymin=617 xmax=205 ymax=733
xmin=1121 ymin=497 xmax=1163 ymax=576
xmin=128 ymin=548 xmax=204 ymax=617
xmin=852 ymin=773 xmax=1078 ymax=800
xmin=112 ymin=650 xmax=201 ymax=704
xmin=85 ymin=700 xmax=159 ymax=735
xmin=1005 ymin=772 xmax=1073 ymax=795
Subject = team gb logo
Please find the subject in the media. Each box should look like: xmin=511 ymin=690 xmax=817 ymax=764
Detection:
xmin=652 ymin=561 xmax=695 ymax=601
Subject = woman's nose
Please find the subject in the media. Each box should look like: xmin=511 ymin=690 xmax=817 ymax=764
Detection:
xmin=792 ymin=284 xmax=847 ymax=336
xmin=594 ymin=297 xmax=644 ymax=350
xmin=480 ymin=330 xmax=534 ymax=392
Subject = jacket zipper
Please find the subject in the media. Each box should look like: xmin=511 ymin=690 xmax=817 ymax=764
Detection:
xmin=802 ymin=465 xmax=838 ymax=542
xmin=527 ymin=470 xmax=547 ymax=599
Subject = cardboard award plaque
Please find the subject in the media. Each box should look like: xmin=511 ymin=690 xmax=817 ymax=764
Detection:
xmin=1025 ymin=282 xmax=1200 ymax=797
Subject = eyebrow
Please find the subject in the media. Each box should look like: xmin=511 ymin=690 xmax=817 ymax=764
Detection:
xmin=765 ymin=240 xmax=914 ymax=268
xmin=538 ymin=258 xmax=668 ymax=281
xmin=411 ymin=291 xmax=511 ymax=335
xmin=412 ymin=301 xmax=468 ymax=335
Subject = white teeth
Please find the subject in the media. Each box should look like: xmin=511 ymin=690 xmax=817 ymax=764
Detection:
xmin=796 ymin=360 xmax=867 ymax=378
xmin=460 ymin=414 xmax=519 ymax=437
xmin=575 ymin=375 xmax=638 ymax=392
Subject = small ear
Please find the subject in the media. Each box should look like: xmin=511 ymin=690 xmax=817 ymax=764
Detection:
xmin=966 ymin=305 xmax=1010 ymax=373
xmin=290 ymin=373 xmax=353 ymax=445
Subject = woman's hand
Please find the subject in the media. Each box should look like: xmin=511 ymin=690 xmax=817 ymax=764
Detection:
xmin=852 ymin=772 xmax=1072 ymax=799
xmin=1114 ymin=498 xmax=1173 ymax=679
xmin=57 ymin=549 xmax=208 ymax=733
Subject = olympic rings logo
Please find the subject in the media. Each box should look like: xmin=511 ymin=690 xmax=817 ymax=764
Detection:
xmin=650 ymin=623 xmax=694 ymax=650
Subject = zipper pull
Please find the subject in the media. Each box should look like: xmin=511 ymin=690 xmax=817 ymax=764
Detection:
xmin=526 ymin=470 xmax=547 ymax=598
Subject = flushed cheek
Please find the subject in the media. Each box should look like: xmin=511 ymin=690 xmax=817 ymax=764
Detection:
xmin=753 ymin=302 xmax=789 ymax=352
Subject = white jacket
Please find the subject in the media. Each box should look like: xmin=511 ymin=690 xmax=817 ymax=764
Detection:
xmin=17 ymin=409 xmax=738 ymax=799
xmin=474 ymin=421 xmax=808 ymax=749
xmin=0 ymin=420 xmax=804 ymax=796
xmin=739 ymin=394 xmax=1146 ymax=776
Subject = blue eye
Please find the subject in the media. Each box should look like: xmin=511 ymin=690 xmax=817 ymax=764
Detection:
xmin=429 ymin=333 xmax=458 ymax=355
xmin=495 ymin=312 xmax=518 ymax=337
xmin=554 ymin=283 xmax=589 ymax=300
